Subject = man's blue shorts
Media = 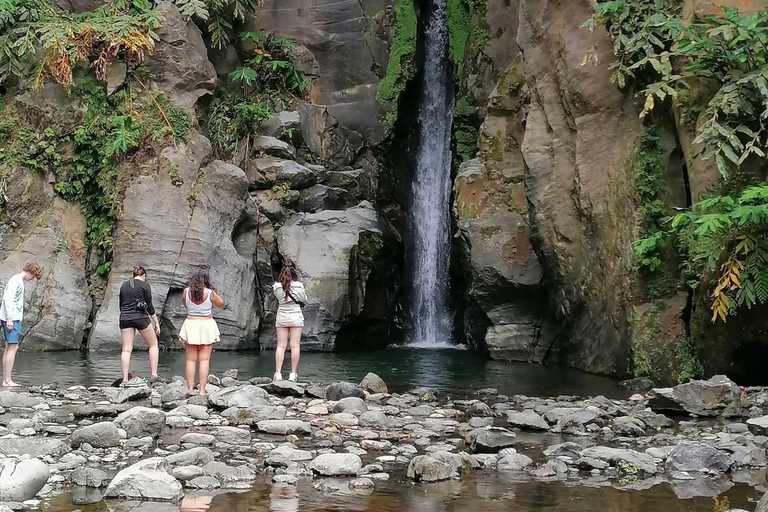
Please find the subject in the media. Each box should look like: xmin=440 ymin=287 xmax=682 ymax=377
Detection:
xmin=1 ymin=321 xmax=22 ymax=344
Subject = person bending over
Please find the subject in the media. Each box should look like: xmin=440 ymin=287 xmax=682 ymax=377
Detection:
xmin=0 ymin=262 xmax=42 ymax=387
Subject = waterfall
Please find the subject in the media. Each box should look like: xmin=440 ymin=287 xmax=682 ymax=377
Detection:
xmin=410 ymin=0 xmax=453 ymax=347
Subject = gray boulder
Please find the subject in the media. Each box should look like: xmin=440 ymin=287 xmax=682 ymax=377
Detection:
xmin=648 ymin=375 xmax=743 ymax=417
xmin=0 ymin=458 xmax=50 ymax=501
xmin=262 ymin=111 xmax=301 ymax=137
xmin=221 ymin=405 xmax=286 ymax=425
xmin=407 ymin=456 xmax=454 ymax=482
xmin=309 ymin=453 xmax=362 ymax=476
xmin=71 ymin=422 xmax=122 ymax=448
xmin=264 ymin=380 xmax=306 ymax=397
xmin=466 ymin=427 xmax=516 ymax=453
xmin=113 ymin=407 xmax=166 ymax=438
xmin=209 ymin=385 xmax=269 ymax=409
xmin=543 ymin=407 xmax=596 ymax=425
xmin=0 ymin=392 xmax=43 ymax=409
xmin=613 ymin=416 xmax=646 ymax=437
xmin=505 ymin=410 xmax=549 ymax=431
xmin=104 ymin=457 xmax=183 ymax=502
xmin=265 ymin=444 xmax=313 ymax=467
xmin=580 ymin=446 xmax=657 ymax=474
xmin=332 ymin=397 xmax=367 ymax=414
xmin=256 ymin=420 xmax=312 ymax=435
xmin=665 ymin=442 xmax=731 ymax=473
xmin=325 ymin=382 xmax=366 ymax=401
xmin=297 ymin=185 xmax=355 ymax=213
xmin=166 ymin=447 xmax=214 ymax=467
xmin=430 ymin=451 xmax=479 ymax=475
xmin=253 ymin=136 xmax=295 ymax=159
xmin=248 ymin=157 xmax=316 ymax=190
xmin=747 ymin=416 xmax=768 ymax=436
xmin=756 ymin=491 xmax=768 ymax=512
xmin=201 ymin=461 xmax=255 ymax=484
xmin=72 ymin=467 xmax=109 ymax=488
xmin=359 ymin=373 xmax=388 ymax=394
xmin=497 ymin=453 xmax=534 ymax=471
xmin=359 ymin=410 xmax=390 ymax=428
xmin=0 ymin=438 xmax=70 ymax=458
xmin=212 ymin=426 xmax=251 ymax=445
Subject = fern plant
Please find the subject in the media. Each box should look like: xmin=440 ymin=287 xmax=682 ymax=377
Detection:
xmin=669 ymin=185 xmax=768 ymax=321
xmin=0 ymin=0 xmax=163 ymax=88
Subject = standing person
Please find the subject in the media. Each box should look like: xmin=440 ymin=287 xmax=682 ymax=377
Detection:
xmin=118 ymin=266 xmax=162 ymax=385
xmin=0 ymin=263 xmax=42 ymax=387
xmin=179 ymin=265 xmax=223 ymax=395
xmin=272 ymin=260 xmax=306 ymax=382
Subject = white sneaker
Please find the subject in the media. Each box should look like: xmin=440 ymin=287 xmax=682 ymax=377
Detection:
xmin=273 ymin=372 xmax=283 ymax=382
xmin=288 ymin=372 xmax=297 ymax=382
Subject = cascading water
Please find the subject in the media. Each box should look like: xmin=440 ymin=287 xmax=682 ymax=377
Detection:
xmin=409 ymin=0 xmax=454 ymax=347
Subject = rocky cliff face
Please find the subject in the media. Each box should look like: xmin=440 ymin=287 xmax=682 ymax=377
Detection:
xmin=0 ymin=0 xmax=401 ymax=352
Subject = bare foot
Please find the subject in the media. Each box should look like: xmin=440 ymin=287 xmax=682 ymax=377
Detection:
xmin=3 ymin=381 xmax=20 ymax=388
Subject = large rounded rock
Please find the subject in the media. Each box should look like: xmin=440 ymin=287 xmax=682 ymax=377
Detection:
xmin=265 ymin=444 xmax=313 ymax=467
xmin=332 ymin=397 xmax=367 ymax=414
xmin=498 ymin=453 xmax=533 ymax=471
xmin=212 ymin=426 xmax=251 ymax=446
xmin=71 ymin=422 xmax=122 ymax=448
xmin=325 ymin=382 xmax=366 ymax=401
xmin=104 ymin=457 xmax=183 ymax=502
xmin=0 ymin=458 xmax=50 ymax=501
xmin=113 ymin=407 xmax=166 ymax=438
xmin=613 ymin=416 xmax=646 ymax=437
xmin=0 ymin=438 xmax=70 ymax=458
xmin=505 ymin=410 xmax=548 ymax=431
xmin=359 ymin=373 xmax=388 ymax=394
xmin=256 ymin=420 xmax=311 ymax=435
xmin=359 ymin=410 xmax=390 ymax=428
xmin=72 ymin=467 xmax=109 ymax=488
xmin=209 ymin=385 xmax=269 ymax=409
xmin=465 ymin=427 xmax=516 ymax=453
xmin=407 ymin=455 xmax=454 ymax=482
xmin=166 ymin=447 xmax=214 ymax=467
xmin=309 ymin=453 xmax=362 ymax=476
xmin=665 ymin=442 xmax=731 ymax=473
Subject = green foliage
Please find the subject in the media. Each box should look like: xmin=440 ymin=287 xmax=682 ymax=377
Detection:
xmin=446 ymin=0 xmax=469 ymax=77
xmin=591 ymin=4 xmax=768 ymax=178
xmin=1 ymin=76 xmax=191 ymax=276
xmin=617 ymin=460 xmax=640 ymax=485
xmin=206 ymin=31 xmax=307 ymax=157
xmin=0 ymin=0 xmax=162 ymax=88
xmin=675 ymin=336 xmax=704 ymax=383
xmin=670 ymin=184 xmax=768 ymax=322
xmin=632 ymin=126 xmax=670 ymax=292
xmin=376 ymin=0 xmax=417 ymax=104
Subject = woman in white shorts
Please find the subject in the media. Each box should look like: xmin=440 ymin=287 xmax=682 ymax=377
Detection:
xmin=273 ymin=259 xmax=306 ymax=382
xmin=179 ymin=265 xmax=224 ymax=395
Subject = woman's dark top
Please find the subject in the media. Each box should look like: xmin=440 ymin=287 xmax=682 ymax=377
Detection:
xmin=119 ymin=279 xmax=156 ymax=320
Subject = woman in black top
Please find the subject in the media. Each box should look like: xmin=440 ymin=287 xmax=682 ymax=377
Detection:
xmin=118 ymin=266 xmax=161 ymax=383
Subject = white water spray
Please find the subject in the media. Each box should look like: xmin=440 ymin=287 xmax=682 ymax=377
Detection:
xmin=410 ymin=0 xmax=453 ymax=346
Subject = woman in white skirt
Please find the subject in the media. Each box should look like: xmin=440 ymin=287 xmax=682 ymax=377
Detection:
xmin=273 ymin=260 xmax=307 ymax=382
xmin=179 ymin=265 xmax=224 ymax=395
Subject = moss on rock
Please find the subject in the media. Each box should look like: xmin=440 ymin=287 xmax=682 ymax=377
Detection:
xmin=376 ymin=0 xmax=417 ymax=105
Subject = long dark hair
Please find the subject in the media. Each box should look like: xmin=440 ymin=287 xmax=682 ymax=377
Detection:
xmin=189 ymin=265 xmax=214 ymax=303
xmin=279 ymin=260 xmax=300 ymax=300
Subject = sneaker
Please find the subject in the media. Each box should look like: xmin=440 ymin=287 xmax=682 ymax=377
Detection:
xmin=288 ymin=372 xmax=298 ymax=382
xmin=273 ymin=372 xmax=283 ymax=382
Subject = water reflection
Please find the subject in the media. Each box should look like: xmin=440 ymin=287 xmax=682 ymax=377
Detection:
xmin=12 ymin=348 xmax=626 ymax=398
xmin=46 ymin=475 xmax=763 ymax=512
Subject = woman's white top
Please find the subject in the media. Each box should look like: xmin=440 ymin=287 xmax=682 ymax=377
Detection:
xmin=184 ymin=288 xmax=213 ymax=316
xmin=273 ymin=281 xmax=307 ymax=309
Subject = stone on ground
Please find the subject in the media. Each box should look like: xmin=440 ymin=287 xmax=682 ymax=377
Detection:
xmin=665 ymin=442 xmax=731 ymax=473
xmin=0 ymin=458 xmax=49 ymax=501
xmin=407 ymin=456 xmax=454 ymax=482
xmin=466 ymin=427 xmax=516 ymax=453
xmin=325 ymin=382 xmax=366 ymax=401
xmin=113 ymin=407 xmax=166 ymax=438
xmin=505 ymin=410 xmax=549 ymax=431
xmin=71 ymin=422 xmax=122 ymax=448
xmin=359 ymin=373 xmax=388 ymax=394
xmin=309 ymin=453 xmax=362 ymax=476
xmin=104 ymin=457 xmax=183 ymax=502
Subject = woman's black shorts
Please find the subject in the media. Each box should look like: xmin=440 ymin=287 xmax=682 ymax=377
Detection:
xmin=119 ymin=317 xmax=151 ymax=330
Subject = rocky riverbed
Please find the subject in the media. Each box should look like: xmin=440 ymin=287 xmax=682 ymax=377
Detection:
xmin=0 ymin=372 xmax=767 ymax=511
